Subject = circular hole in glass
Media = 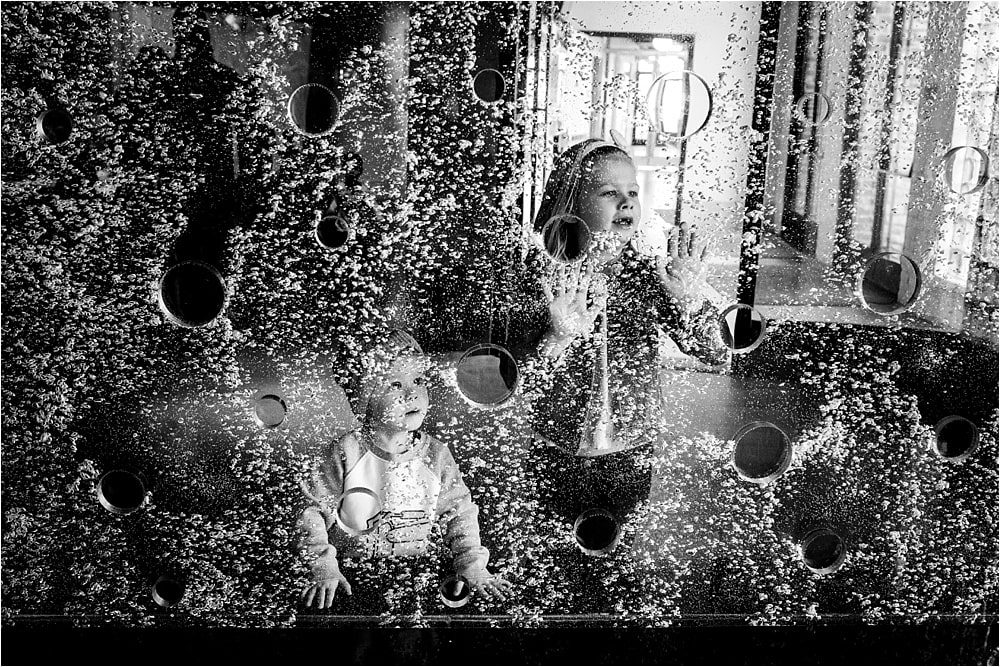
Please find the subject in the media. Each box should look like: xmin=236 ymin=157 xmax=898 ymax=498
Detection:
xmin=573 ymin=508 xmax=621 ymax=557
xmin=336 ymin=487 xmax=383 ymax=537
xmin=253 ymin=394 xmax=287 ymax=428
xmin=799 ymin=527 xmax=847 ymax=574
xmin=933 ymin=416 xmax=979 ymax=460
xmin=36 ymin=108 xmax=73 ymax=144
xmin=455 ymin=343 xmax=519 ymax=407
xmin=541 ymin=213 xmax=591 ymax=264
xmin=472 ymin=68 xmax=505 ymax=104
xmin=646 ymin=70 xmax=713 ymax=141
xmin=941 ymin=146 xmax=989 ymax=195
xmin=97 ymin=470 xmax=146 ymax=515
xmin=315 ymin=214 xmax=352 ymax=250
xmin=438 ymin=575 xmax=471 ymax=608
xmin=793 ymin=93 xmax=832 ymax=126
xmin=151 ymin=575 xmax=185 ymax=608
xmin=158 ymin=260 xmax=227 ymax=328
xmin=287 ymin=83 xmax=340 ymax=137
xmin=719 ymin=304 xmax=767 ymax=353
xmin=856 ymin=252 xmax=921 ymax=316
xmin=732 ymin=421 xmax=793 ymax=484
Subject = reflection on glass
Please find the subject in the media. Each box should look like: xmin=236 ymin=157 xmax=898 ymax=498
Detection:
xmin=97 ymin=470 xmax=146 ymax=515
xmin=455 ymin=343 xmax=518 ymax=407
xmin=798 ymin=527 xmax=847 ymax=574
xmin=719 ymin=304 xmax=767 ymax=353
xmin=933 ymin=415 xmax=979 ymax=460
xmin=792 ymin=92 xmax=831 ymax=126
xmin=542 ymin=213 xmax=591 ymax=263
xmin=438 ymin=575 xmax=471 ymax=608
xmin=472 ymin=68 xmax=505 ymax=104
xmin=856 ymin=252 xmax=921 ymax=316
xmin=645 ymin=70 xmax=713 ymax=140
xmin=35 ymin=108 xmax=73 ymax=144
xmin=315 ymin=214 xmax=352 ymax=250
xmin=287 ymin=83 xmax=340 ymax=137
xmin=151 ymin=575 xmax=185 ymax=608
xmin=158 ymin=260 xmax=227 ymax=328
xmin=336 ymin=487 xmax=382 ymax=536
xmin=253 ymin=394 xmax=287 ymax=428
xmin=941 ymin=146 xmax=989 ymax=195
xmin=573 ymin=507 xmax=621 ymax=556
xmin=732 ymin=421 xmax=793 ymax=484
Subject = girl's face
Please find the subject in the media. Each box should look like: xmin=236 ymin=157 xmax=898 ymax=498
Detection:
xmin=576 ymin=155 xmax=641 ymax=265
xmin=368 ymin=355 xmax=430 ymax=433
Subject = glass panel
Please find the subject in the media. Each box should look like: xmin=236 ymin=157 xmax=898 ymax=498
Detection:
xmin=758 ymin=1 xmax=999 ymax=335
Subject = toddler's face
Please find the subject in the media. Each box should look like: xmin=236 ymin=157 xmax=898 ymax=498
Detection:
xmin=368 ymin=354 xmax=430 ymax=433
xmin=576 ymin=155 xmax=641 ymax=265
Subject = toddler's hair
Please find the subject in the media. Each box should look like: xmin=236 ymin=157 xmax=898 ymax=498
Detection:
xmin=532 ymin=139 xmax=631 ymax=237
xmin=345 ymin=329 xmax=423 ymax=419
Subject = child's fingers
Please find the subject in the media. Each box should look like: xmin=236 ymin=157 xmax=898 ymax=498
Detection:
xmin=340 ymin=578 xmax=353 ymax=596
xmin=491 ymin=581 xmax=512 ymax=600
xmin=303 ymin=586 xmax=316 ymax=606
xmin=656 ymin=254 xmax=669 ymax=277
xmin=688 ymin=229 xmax=697 ymax=256
xmin=667 ymin=227 xmax=678 ymax=258
xmin=678 ymin=225 xmax=691 ymax=257
xmin=555 ymin=264 xmax=572 ymax=299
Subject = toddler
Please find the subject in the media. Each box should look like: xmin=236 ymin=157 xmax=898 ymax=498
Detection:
xmin=299 ymin=330 xmax=511 ymax=608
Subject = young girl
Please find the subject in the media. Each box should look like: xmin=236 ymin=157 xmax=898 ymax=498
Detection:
xmin=512 ymin=138 xmax=728 ymax=526
xmin=299 ymin=331 xmax=512 ymax=609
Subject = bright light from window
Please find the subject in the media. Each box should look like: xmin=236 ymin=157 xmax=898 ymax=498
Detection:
xmin=651 ymin=37 xmax=674 ymax=52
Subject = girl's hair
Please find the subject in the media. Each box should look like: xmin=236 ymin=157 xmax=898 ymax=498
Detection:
xmin=532 ymin=139 xmax=631 ymax=236
xmin=345 ymin=329 xmax=423 ymax=419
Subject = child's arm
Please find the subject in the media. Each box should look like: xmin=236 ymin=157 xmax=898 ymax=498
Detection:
xmin=298 ymin=438 xmax=357 ymax=607
xmin=433 ymin=442 xmax=513 ymax=599
xmin=647 ymin=254 xmax=730 ymax=367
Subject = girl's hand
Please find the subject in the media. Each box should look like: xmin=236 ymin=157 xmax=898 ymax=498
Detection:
xmin=656 ymin=224 xmax=709 ymax=302
xmin=301 ymin=573 xmax=353 ymax=609
xmin=465 ymin=572 xmax=514 ymax=601
xmin=541 ymin=261 xmax=607 ymax=346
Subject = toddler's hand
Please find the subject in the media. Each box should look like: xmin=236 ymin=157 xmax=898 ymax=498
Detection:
xmin=465 ymin=571 xmax=514 ymax=601
xmin=301 ymin=573 xmax=353 ymax=609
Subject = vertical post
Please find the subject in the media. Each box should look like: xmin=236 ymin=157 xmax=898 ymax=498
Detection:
xmin=870 ymin=2 xmax=908 ymax=251
xmin=833 ymin=2 xmax=874 ymax=271
xmin=736 ymin=1 xmax=782 ymax=308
